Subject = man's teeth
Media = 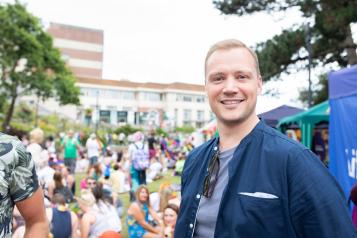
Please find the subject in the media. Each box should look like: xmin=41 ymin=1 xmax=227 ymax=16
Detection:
xmin=222 ymin=100 xmax=243 ymax=104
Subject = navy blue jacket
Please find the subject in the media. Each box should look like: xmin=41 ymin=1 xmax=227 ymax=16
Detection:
xmin=175 ymin=121 xmax=357 ymax=238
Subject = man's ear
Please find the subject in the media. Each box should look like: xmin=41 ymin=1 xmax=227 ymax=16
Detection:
xmin=257 ymin=76 xmax=263 ymax=95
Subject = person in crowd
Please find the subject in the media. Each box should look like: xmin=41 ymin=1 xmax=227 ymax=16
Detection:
xmin=86 ymin=133 xmax=101 ymax=166
xmin=128 ymin=132 xmax=149 ymax=201
xmin=146 ymin=156 xmax=163 ymax=183
xmin=0 ymin=132 xmax=48 ymax=237
xmin=150 ymin=183 xmax=173 ymax=214
xmin=127 ymin=185 xmax=162 ymax=238
xmin=174 ymin=39 xmax=357 ymax=237
xmin=37 ymin=151 xmax=55 ymax=193
xmin=88 ymin=162 xmax=103 ymax=181
xmin=109 ymin=163 xmax=126 ymax=216
xmin=21 ymin=134 xmax=29 ymax=147
xmin=26 ymin=127 xmax=45 ymax=171
xmin=61 ymin=165 xmax=76 ymax=195
xmin=78 ymin=186 xmax=121 ymax=238
xmin=46 ymin=193 xmax=79 ymax=238
xmin=147 ymin=131 xmax=157 ymax=160
xmin=45 ymin=135 xmax=57 ymax=161
xmin=61 ymin=130 xmax=80 ymax=174
xmin=173 ymin=153 xmax=185 ymax=176
xmin=80 ymin=176 xmax=98 ymax=190
xmin=48 ymin=171 xmax=74 ymax=203
xmin=161 ymin=204 xmax=179 ymax=238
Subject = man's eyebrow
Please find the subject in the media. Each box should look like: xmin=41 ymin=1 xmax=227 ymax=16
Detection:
xmin=208 ymin=72 xmax=225 ymax=77
xmin=233 ymin=69 xmax=253 ymax=74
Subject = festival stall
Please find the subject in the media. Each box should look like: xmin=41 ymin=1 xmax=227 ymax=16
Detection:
xmin=258 ymin=105 xmax=304 ymax=128
xmin=277 ymin=101 xmax=329 ymax=149
xmin=328 ymin=65 xmax=357 ymax=201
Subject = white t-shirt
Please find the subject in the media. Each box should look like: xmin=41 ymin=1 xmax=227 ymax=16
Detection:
xmin=26 ymin=143 xmax=43 ymax=170
xmin=147 ymin=162 xmax=163 ymax=181
xmin=86 ymin=138 xmax=100 ymax=158
xmin=150 ymin=192 xmax=160 ymax=212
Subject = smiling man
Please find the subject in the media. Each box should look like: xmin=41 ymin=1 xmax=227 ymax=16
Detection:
xmin=174 ymin=39 xmax=356 ymax=238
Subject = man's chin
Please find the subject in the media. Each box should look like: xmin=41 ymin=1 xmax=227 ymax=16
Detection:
xmin=218 ymin=116 xmax=245 ymax=126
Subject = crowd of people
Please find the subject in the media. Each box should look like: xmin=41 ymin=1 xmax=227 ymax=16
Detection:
xmin=2 ymin=37 xmax=357 ymax=238
xmin=10 ymin=127 xmax=193 ymax=238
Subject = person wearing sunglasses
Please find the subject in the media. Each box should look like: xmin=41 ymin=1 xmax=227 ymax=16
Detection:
xmin=174 ymin=39 xmax=356 ymax=238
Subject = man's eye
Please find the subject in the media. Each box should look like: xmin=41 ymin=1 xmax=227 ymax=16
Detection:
xmin=237 ymin=74 xmax=247 ymax=79
xmin=212 ymin=76 xmax=224 ymax=82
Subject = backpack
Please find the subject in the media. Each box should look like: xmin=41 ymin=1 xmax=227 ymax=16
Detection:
xmin=132 ymin=143 xmax=150 ymax=171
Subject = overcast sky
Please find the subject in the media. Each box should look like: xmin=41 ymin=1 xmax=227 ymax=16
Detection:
xmin=7 ymin=0 xmax=321 ymax=112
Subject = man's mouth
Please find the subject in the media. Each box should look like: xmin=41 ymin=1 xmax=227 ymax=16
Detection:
xmin=220 ymin=99 xmax=244 ymax=105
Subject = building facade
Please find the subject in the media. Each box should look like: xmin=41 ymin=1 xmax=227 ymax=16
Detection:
xmin=36 ymin=23 xmax=212 ymax=130
xmin=28 ymin=77 xmax=212 ymax=130
xmin=78 ymin=78 xmax=211 ymax=129
xmin=47 ymin=22 xmax=104 ymax=79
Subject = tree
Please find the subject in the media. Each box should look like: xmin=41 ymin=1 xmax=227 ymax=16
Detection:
xmin=214 ymin=0 xmax=357 ymax=101
xmin=299 ymin=74 xmax=328 ymax=106
xmin=0 ymin=2 xmax=80 ymax=132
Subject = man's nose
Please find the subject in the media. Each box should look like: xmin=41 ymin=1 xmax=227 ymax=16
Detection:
xmin=222 ymin=77 xmax=239 ymax=94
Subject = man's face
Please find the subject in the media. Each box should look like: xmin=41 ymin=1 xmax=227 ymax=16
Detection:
xmin=205 ymin=47 xmax=262 ymax=126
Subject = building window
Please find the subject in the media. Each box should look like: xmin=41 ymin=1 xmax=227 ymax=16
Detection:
xmin=197 ymin=110 xmax=204 ymax=122
xmin=183 ymin=109 xmax=192 ymax=123
xmin=122 ymin=91 xmax=135 ymax=100
xmin=196 ymin=96 xmax=205 ymax=103
xmin=183 ymin=95 xmax=192 ymax=102
xmin=99 ymin=110 xmax=111 ymax=123
xmin=117 ymin=111 xmax=128 ymax=123
xmin=134 ymin=111 xmax=149 ymax=125
xmin=143 ymin=92 xmax=161 ymax=101
xmin=176 ymin=94 xmax=182 ymax=101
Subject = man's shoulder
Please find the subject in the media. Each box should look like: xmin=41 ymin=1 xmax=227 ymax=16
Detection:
xmin=0 ymin=133 xmax=20 ymax=144
xmin=0 ymin=133 xmax=24 ymax=158
xmin=258 ymin=123 xmax=307 ymax=152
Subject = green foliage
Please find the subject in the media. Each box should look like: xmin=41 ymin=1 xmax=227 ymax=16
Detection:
xmin=9 ymin=120 xmax=33 ymax=133
xmin=114 ymin=124 xmax=142 ymax=136
xmin=155 ymin=127 xmax=168 ymax=137
xmin=13 ymin=102 xmax=34 ymax=123
xmin=256 ymin=29 xmax=306 ymax=80
xmin=299 ymin=74 xmax=328 ymax=107
xmin=175 ymin=125 xmax=195 ymax=134
xmin=0 ymin=2 xmax=80 ymax=131
xmin=214 ymin=0 xmax=357 ymax=75
xmin=214 ymin=0 xmax=357 ymax=102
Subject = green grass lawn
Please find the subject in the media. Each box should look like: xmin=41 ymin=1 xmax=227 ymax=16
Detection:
xmin=75 ymin=171 xmax=181 ymax=238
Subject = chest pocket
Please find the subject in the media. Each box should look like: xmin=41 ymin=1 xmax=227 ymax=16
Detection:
xmin=233 ymin=193 xmax=288 ymax=237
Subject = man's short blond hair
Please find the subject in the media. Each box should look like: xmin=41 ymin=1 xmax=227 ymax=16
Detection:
xmin=204 ymin=39 xmax=261 ymax=76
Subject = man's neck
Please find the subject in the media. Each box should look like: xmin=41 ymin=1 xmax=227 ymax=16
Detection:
xmin=217 ymin=116 xmax=260 ymax=151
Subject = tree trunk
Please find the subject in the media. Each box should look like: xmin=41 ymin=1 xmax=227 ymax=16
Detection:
xmin=345 ymin=25 xmax=357 ymax=65
xmin=2 ymin=95 xmax=17 ymax=133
